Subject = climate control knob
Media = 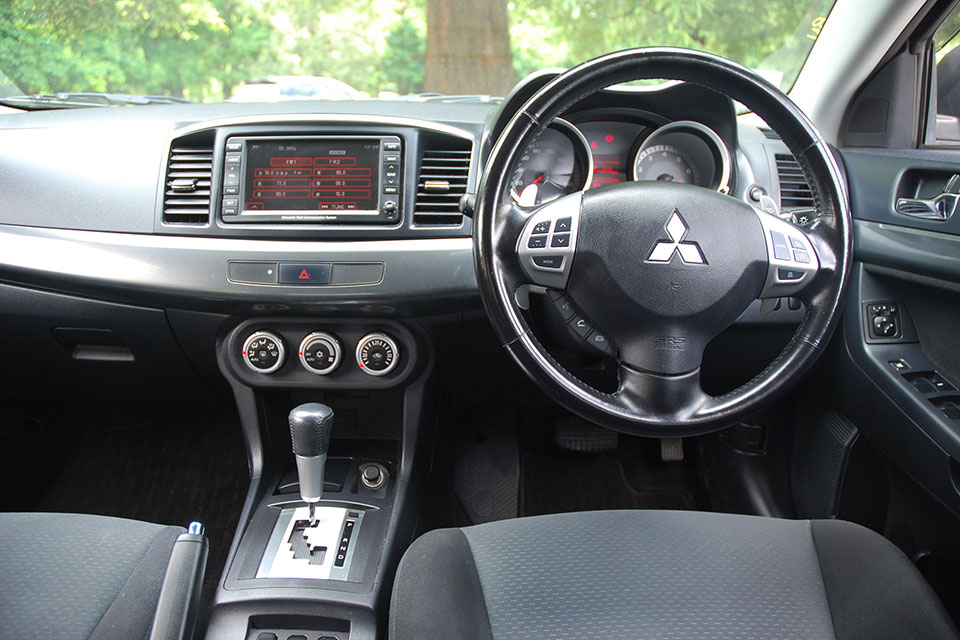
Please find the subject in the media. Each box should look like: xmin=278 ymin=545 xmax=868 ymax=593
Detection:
xmin=299 ymin=332 xmax=342 ymax=375
xmin=356 ymin=333 xmax=399 ymax=376
xmin=242 ymin=331 xmax=286 ymax=374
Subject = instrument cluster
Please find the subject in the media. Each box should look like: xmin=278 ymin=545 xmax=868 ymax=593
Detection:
xmin=510 ymin=117 xmax=732 ymax=206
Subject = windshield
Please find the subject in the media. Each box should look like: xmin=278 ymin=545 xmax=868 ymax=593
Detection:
xmin=0 ymin=0 xmax=835 ymax=105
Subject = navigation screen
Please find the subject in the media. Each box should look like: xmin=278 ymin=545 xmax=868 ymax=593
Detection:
xmin=243 ymin=138 xmax=380 ymax=212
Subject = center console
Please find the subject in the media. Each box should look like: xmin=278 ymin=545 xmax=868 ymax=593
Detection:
xmin=204 ymin=311 xmax=440 ymax=640
xmin=175 ymin=115 xmax=478 ymax=640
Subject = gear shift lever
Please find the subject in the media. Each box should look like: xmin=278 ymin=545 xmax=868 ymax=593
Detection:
xmin=288 ymin=402 xmax=334 ymax=524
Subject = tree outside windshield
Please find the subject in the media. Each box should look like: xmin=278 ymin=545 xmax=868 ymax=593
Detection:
xmin=0 ymin=0 xmax=834 ymax=103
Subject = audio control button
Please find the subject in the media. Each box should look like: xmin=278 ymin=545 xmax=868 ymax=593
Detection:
xmin=242 ymin=331 xmax=285 ymax=374
xmin=356 ymin=333 xmax=399 ymax=376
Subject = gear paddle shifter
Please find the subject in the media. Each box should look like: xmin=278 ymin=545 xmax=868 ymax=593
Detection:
xmin=288 ymin=402 xmax=334 ymax=524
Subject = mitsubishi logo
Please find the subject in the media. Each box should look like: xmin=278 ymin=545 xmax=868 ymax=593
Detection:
xmin=646 ymin=209 xmax=706 ymax=265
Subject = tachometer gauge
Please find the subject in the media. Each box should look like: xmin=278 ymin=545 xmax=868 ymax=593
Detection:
xmin=510 ymin=119 xmax=593 ymax=206
xmin=633 ymin=144 xmax=699 ymax=185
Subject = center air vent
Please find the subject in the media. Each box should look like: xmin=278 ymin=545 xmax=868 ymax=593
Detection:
xmin=413 ymin=140 xmax=472 ymax=226
xmin=162 ymin=134 xmax=214 ymax=225
xmin=775 ymin=153 xmax=814 ymax=210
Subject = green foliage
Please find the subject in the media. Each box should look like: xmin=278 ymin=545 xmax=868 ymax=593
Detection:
xmin=0 ymin=0 xmax=276 ymax=99
xmin=383 ymin=16 xmax=425 ymax=95
xmin=0 ymin=0 xmax=835 ymax=100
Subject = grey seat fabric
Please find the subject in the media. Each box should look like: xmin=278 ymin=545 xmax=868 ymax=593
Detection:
xmin=0 ymin=512 xmax=185 ymax=640
xmin=390 ymin=510 xmax=960 ymax=640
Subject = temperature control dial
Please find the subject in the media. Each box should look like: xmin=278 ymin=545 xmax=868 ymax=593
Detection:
xmin=299 ymin=332 xmax=342 ymax=375
xmin=356 ymin=333 xmax=399 ymax=377
xmin=242 ymin=331 xmax=286 ymax=374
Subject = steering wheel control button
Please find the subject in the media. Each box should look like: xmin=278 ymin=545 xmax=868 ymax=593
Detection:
xmin=298 ymin=332 xmax=342 ymax=375
xmin=551 ymin=233 xmax=570 ymax=248
xmin=587 ymin=331 xmax=614 ymax=355
xmin=777 ymin=268 xmax=805 ymax=281
xmin=770 ymin=231 xmax=791 ymax=261
xmin=753 ymin=207 xmax=820 ymax=303
xmin=242 ymin=331 xmax=286 ymax=374
xmin=568 ymin=315 xmax=593 ymax=339
xmin=554 ymin=295 xmax=577 ymax=321
xmin=527 ymin=236 xmax=547 ymax=249
xmin=279 ymin=263 xmax=331 ymax=285
xmin=533 ymin=255 xmax=564 ymax=269
xmin=517 ymin=191 xmax=582 ymax=289
xmin=356 ymin=333 xmax=399 ymax=376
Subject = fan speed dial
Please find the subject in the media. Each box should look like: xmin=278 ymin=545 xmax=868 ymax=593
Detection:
xmin=356 ymin=333 xmax=399 ymax=376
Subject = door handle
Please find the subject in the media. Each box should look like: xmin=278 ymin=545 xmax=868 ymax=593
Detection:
xmin=896 ymin=174 xmax=960 ymax=221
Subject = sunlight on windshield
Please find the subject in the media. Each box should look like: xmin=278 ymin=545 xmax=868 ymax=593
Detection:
xmin=0 ymin=0 xmax=835 ymax=104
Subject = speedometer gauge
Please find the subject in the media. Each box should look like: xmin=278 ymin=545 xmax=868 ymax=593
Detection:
xmin=630 ymin=120 xmax=731 ymax=193
xmin=510 ymin=119 xmax=593 ymax=206
xmin=633 ymin=144 xmax=699 ymax=184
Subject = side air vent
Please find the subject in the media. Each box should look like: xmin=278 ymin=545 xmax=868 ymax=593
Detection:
xmin=413 ymin=140 xmax=472 ymax=226
xmin=162 ymin=135 xmax=214 ymax=225
xmin=775 ymin=153 xmax=815 ymax=210
xmin=760 ymin=127 xmax=781 ymax=140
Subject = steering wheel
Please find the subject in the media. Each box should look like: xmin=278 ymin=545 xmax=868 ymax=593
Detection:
xmin=474 ymin=48 xmax=852 ymax=437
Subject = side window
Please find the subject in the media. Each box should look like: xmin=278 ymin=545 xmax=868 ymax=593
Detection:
xmin=933 ymin=9 xmax=960 ymax=140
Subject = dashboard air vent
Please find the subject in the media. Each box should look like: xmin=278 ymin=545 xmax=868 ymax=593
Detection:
xmin=775 ymin=154 xmax=815 ymax=210
xmin=414 ymin=140 xmax=472 ymax=226
xmin=163 ymin=135 xmax=214 ymax=225
xmin=760 ymin=127 xmax=781 ymax=140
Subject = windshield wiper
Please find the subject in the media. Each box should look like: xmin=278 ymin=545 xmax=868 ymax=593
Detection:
xmin=0 ymin=92 xmax=194 ymax=109
xmin=400 ymin=93 xmax=502 ymax=104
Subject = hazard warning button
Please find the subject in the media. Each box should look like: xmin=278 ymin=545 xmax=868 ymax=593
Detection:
xmin=279 ymin=263 xmax=331 ymax=285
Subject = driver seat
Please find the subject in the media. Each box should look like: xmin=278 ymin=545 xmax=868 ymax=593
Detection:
xmin=389 ymin=510 xmax=959 ymax=640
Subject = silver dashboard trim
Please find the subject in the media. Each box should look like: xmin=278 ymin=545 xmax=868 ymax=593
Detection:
xmin=0 ymin=223 xmax=477 ymax=305
xmin=170 ymin=113 xmax=476 ymax=141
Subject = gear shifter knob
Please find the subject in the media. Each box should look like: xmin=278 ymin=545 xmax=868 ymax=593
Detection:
xmin=289 ymin=403 xmax=334 ymax=507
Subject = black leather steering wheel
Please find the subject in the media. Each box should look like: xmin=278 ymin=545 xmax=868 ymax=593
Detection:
xmin=474 ymin=48 xmax=852 ymax=437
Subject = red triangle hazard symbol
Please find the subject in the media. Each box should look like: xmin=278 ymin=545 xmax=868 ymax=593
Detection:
xmin=298 ymin=269 xmax=310 ymax=280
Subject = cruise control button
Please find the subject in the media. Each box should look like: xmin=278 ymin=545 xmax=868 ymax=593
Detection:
xmin=551 ymin=233 xmax=570 ymax=248
xmin=793 ymin=250 xmax=810 ymax=263
xmin=533 ymin=221 xmax=551 ymax=234
xmin=554 ymin=217 xmax=572 ymax=232
xmin=777 ymin=267 xmax=805 ymax=281
xmin=279 ymin=263 xmax=331 ymax=285
xmin=533 ymin=255 xmax=563 ymax=269
xmin=527 ymin=236 xmax=547 ymax=249
xmin=770 ymin=231 xmax=790 ymax=261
